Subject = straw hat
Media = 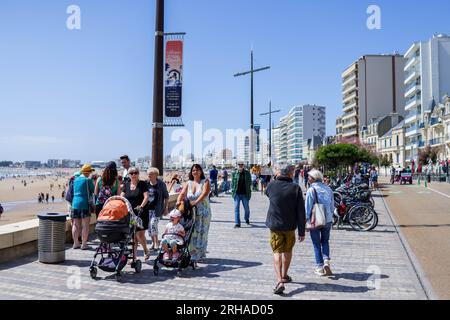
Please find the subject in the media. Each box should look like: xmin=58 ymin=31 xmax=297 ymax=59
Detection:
xmin=80 ymin=164 xmax=95 ymax=174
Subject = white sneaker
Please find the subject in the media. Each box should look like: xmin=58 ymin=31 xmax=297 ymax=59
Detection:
xmin=323 ymin=260 xmax=333 ymax=276
xmin=314 ymin=267 xmax=325 ymax=276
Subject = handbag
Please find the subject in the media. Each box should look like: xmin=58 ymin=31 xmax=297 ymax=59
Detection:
xmin=306 ymin=187 xmax=326 ymax=230
xmin=86 ymin=179 xmax=95 ymax=214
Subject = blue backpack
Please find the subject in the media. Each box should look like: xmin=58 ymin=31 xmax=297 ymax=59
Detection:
xmin=65 ymin=178 xmax=75 ymax=204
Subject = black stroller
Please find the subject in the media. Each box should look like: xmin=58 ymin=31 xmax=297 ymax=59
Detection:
xmin=89 ymin=196 xmax=143 ymax=282
xmin=153 ymin=201 xmax=196 ymax=277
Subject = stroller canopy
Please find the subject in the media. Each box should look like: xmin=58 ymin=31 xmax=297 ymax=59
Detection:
xmin=98 ymin=196 xmax=134 ymax=222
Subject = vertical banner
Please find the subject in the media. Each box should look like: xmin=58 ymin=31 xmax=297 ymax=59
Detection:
xmin=165 ymin=40 xmax=183 ymax=118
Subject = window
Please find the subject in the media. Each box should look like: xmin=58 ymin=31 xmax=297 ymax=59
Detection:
xmin=396 ymin=153 xmax=399 ymax=163
xmin=396 ymin=135 xmax=399 ymax=146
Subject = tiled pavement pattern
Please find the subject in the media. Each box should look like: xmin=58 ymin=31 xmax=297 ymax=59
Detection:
xmin=0 ymin=190 xmax=427 ymax=300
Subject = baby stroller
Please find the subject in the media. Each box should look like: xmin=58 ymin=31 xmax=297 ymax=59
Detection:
xmin=153 ymin=200 xmax=196 ymax=277
xmin=89 ymin=196 xmax=143 ymax=282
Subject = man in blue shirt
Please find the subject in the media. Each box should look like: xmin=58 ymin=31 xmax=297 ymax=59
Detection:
xmin=209 ymin=165 xmax=218 ymax=197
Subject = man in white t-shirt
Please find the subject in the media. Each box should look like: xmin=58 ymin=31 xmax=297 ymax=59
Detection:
xmin=120 ymin=155 xmax=131 ymax=187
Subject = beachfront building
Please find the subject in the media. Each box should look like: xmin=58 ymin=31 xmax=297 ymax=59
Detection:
xmin=339 ymin=54 xmax=406 ymax=143
xmin=273 ymin=105 xmax=326 ymax=165
xmin=377 ymin=120 xmax=406 ymax=169
xmin=303 ymin=135 xmax=324 ymax=165
xmin=24 ymin=161 xmax=42 ymax=169
xmin=404 ymin=34 xmax=450 ymax=165
xmin=361 ymin=113 xmax=404 ymax=152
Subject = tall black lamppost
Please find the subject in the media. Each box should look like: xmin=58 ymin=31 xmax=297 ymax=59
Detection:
xmin=260 ymin=101 xmax=280 ymax=165
xmin=234 ymin=50 xmax=270 ymax=166
xmin=151 ymin=0 xmax=164 ymax=175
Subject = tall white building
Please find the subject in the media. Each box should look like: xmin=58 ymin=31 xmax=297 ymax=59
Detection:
xmin=403 ymin=34 xmax=450 ymax=164
xmin=339 ymin=54 xmax=406 ymax=143
xmin=274 ymin=105 xmax=326 ymax=165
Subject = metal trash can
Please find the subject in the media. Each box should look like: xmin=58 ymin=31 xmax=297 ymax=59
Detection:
xmin=38 ymin=213 xmax=68 ymax=264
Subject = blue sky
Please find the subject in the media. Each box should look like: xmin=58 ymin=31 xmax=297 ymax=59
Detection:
xmin=0 ymin=0 xmax=449 ymax=162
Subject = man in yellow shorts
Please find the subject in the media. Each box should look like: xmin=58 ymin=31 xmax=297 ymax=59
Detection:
xmin=265 ymin=164 xmax=306 ymax=295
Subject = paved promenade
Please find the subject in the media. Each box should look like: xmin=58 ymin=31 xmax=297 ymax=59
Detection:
xmin=0 ymin=191 xmax=427 ymax=300
xmin=379 ymin=178 xmax=450 ymax=299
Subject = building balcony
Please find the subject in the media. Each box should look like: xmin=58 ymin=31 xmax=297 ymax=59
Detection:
xmin=405 ymin=95 xmax=421 ymax=111
xmin=404 ymin=82 xmax=421 ymax=98
xmin=343 ymin=92 xmax=357 ymax=104
xmin=343 ymin=102 xmax=357 ymax=113
xmin=430 ymin=117 xmax=442 ymax=127
xmin=342 ymin=120 xmax=357 ymax=130
xmin=404 ymin=70 xmax=420 ymax=85
xmin=405 ymin=125 xmax=420 ymax=137
xmin=429 ymin=137 xmax=445 ymax=146
xmin=405 ymin=43 xmax=420 ymax=59
xmin=342 ymin=84 xmax=357 ymax=96
xmin=404 ymin=55 xmax=420 ymax=72
xmin=342 ymin=74 xmax=357 ymax=87
xmin=341 ymin=110 xmax=357 ymax=121
xmin=342 ymin=130 xmax=358 ymax=138
xmin=404 ymin=110 xmax=421 ymax=124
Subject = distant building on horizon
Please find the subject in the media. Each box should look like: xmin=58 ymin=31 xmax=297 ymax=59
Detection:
xmin=24 ymin=161 xmax=42 ymax=169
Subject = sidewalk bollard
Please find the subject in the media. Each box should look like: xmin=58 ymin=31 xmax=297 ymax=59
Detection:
xmin=38 ymin=212 xmax=68 ymax=264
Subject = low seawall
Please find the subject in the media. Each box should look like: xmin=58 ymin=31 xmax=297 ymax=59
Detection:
xmin=0 ymin=194 xmax=179 ymax=264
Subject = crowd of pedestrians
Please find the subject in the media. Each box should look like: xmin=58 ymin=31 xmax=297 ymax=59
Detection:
xmin=64 ymin=156 xmax=339 ymax=295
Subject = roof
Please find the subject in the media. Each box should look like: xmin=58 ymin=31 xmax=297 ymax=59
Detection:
xmin=392 ymin=120 xmax=405 ymax=131
xmin=381 ymin=129 xmax=393 ymax=138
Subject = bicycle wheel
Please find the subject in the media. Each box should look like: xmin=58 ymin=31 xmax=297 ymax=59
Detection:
xmin=333 ymin=192 xmax=343 ymax=208
xmin=348 ymin=205 xmax=377 ymax=231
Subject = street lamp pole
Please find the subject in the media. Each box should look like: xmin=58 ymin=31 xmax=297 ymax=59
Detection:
xmin=151 ymin=0 xmax=164 ymax=175
xmin=260 ymin=101 xmax=281 ymax=165
xmin=234 ymin=50 xmax=270 ymax=166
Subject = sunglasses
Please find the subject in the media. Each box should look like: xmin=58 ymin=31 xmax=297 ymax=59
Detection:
xmin=129 ymin=172 xmax=139 ymax=175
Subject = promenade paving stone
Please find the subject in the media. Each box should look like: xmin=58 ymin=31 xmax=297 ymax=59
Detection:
xmin=0 ymin=190 xmax=427 ymax=300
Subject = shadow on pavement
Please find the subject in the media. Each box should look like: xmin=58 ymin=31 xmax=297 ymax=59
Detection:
xmin=283 ymin=282 xmax=375 ymax=297
xmin=330 ymin=272 xmax=389 ymax=281
xmin=398 ymin=224 xmax=450 ymax=228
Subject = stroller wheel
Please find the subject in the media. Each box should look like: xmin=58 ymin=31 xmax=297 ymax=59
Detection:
xmin=153 ymin=265 xmax=159 ymax=276
xmin=89 ymin=267 xmax=97 ymax=280
xmin=134 ymin=260 xmax=142 ymax=273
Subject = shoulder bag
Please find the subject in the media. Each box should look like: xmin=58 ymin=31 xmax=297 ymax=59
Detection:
xmin=306 ymin=187 xmax=326 ymax=230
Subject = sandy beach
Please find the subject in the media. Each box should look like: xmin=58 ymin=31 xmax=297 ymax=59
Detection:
xmin=0 ymin=169 xmax=73 ymax=226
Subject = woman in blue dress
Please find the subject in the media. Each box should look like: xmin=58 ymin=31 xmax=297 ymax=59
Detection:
xmin=177 ymin=164 xmax=211 ymax=267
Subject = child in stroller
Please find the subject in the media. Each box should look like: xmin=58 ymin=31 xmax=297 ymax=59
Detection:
xmin=89 ymin=196 xmax=143 ymax=282
xmin=160 ymin=209 xmax=185 ymax=261
xmin=153 ymin=201 xmax=196 ymax=277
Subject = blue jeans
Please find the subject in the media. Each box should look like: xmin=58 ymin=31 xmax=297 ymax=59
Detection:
xmin=210 ymin=179 xmax=218 ymax=196
xmin=223 ymin=180 xmax=230 ymax=193
xmin=234 ymin=194 xmax=250 ymax=224
xmin=310 ymin=222 xmax=332 ymax=267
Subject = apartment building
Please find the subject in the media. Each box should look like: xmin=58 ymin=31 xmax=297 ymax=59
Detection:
xmin=340 ymin=54 xmax=406 ymax=143
xmin=404 ymin=34 xmax=450 ymax=164
xmin=274 ymin=105 xmax=326 ymax=164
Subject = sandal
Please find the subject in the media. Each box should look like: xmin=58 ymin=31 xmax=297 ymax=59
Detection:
xmin=273 ymin=282 xmax=285 ymax=295
xmin=144 ymin=252 xmax=151 ymax=261
xmin=282 ymin=275 xmax=292 ymax=283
